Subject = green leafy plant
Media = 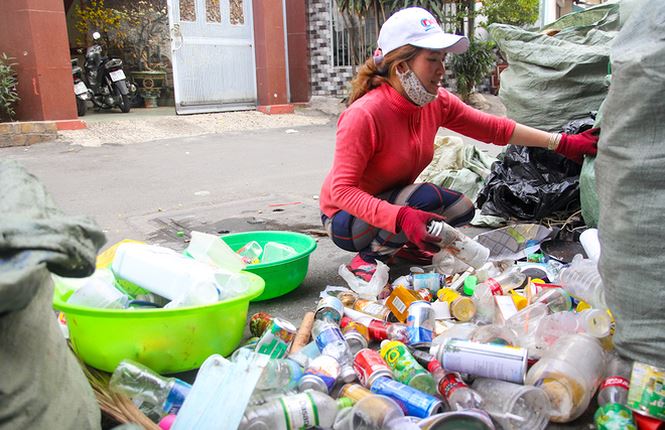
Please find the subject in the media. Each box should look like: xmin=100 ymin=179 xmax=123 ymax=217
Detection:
xmin=450 ymin=40 xmax=495 ymax=102
xmin=0 ymin=53 xmax=20 ymax=122
xmin=480 ymin=0 xmax=539 ymax=27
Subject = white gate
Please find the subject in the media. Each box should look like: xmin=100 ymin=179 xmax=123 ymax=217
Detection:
xmin=167 ymin=0 xmax=257 ymax=114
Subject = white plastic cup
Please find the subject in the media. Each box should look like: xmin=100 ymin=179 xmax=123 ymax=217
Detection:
xmin=186 ymin=231 xmax=245 ymax=272
xmin=472 ymin=378 xmax=551 ymax=430
xmin=261 ymin=242 xmax=297 ymax=264
xmin=579 ymin=228 xmax=600 ymax=263
xmin=67 ymin=275 xmax=128 ymax=309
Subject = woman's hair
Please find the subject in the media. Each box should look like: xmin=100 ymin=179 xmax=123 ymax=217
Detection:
xmin=347 ymin=45 xmax=421 ymax=106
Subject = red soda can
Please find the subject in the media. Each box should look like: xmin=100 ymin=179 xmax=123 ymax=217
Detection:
xmin=353 ymin=348 xmax=393 ymax=388
xmin=249 ymin=312 xmax=273 ymax=338
xmin=254 ymin=317 xmax=296 ymax=359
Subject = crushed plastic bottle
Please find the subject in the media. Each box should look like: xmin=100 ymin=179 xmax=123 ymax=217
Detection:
xmin=557 ymin=255 xmax=607 ymax=309
xmin=109 ymin=360 xmax=192 ymax=418
xmin=472 ymin=266 xmax=526 ymax=323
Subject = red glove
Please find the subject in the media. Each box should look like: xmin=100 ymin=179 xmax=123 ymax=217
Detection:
xmin=556 ymin=128 xmax=599 ymax=163
xmin=395 ymin=206 xmax=443 ymax=252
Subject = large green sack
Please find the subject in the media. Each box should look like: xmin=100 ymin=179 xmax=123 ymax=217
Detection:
xmin=489 ymin=3 xmax=620 ymax=132
xmin=0 ymin=161 xmax=106 ymax=429
xmin=596 ymin=0 xmax=665 ymax=367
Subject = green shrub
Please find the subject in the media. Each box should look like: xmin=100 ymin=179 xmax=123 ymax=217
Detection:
xmin=450 ymin=41 xmax=495 ymax=102
xmin=481 ymin=0 xmax=539 ymax=27
xmin=0 ymin=53 xmax=20 ymax=122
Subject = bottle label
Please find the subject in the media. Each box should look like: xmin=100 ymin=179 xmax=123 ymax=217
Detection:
xmin=438 ymin=373 xmax=466 ymax=400
xmin=601 ymin=376 xmax=630 ymax=391
xmin=315 ymin=326 xmax=345 ymax=351
xmin=486 ymin=279 xmax=502 ymax=296
xmin=280 ymin=392 xmax=319 ymax=430
xmin=594 ymin=403 xmax=637 ymax=430
xmin=163 ymin=379 xmax=192 ymax=414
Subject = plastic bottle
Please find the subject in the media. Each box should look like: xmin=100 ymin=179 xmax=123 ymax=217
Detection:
xmin=312 ymin=319 xmax=356 ymax=382
xmin=109 ymin=359 xmax=192 ymax=417
xmin=472 ymin=267 xmax=526 ymax=323
xmin=534 ymin=309 xmax=612 ymax=353
xmin=505 ymin=302 xmax=549 ymax=354
xmin=255 ymin=358 xmax=303 ymax=392
xmin=426 ymin=220 xmax=490 ymax=269
xmin=287 ymin=340 xmax=322 ymax=368
xmin=525 ymin=334 xmax=606 ymax=423
xmin=598 ymin=353 xmax=633 ymax=405
xmin=532 ymin=287 xmax=572 ymax=313
xmin=239 ymin=390 xmax=351 ymax=430
xmin=426 ymin=358 xmax=483 ymax=411
xmin=557 ymin=255 xmax=607 ymax=309
xmin=299 ymin=355 xmax=341 ymax=394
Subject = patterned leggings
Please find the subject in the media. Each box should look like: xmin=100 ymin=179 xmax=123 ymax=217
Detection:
xmin=322 ymin=183 xmax=475 ymax=263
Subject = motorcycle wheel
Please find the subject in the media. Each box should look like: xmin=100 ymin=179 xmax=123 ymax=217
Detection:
xmin=76 ymin=98 xmax=87 ymax=117
xmin=119 ymin=94 xmax=131 ymax=113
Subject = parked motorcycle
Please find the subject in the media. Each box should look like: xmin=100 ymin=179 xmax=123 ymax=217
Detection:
xmin=71 ymin=58 xmax=90 ymax=117
xmin=81 ymin=31 xmax=133 ymax=113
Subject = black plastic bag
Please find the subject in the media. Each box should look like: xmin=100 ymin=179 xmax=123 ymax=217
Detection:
xmin=476 ymin=146 xmax=582 ymax=220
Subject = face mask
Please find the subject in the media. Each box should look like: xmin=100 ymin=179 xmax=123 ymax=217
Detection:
xmin=396 ymin=67 xmax=437 ymax=106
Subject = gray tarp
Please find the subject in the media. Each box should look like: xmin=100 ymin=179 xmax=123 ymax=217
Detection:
xmin=0 ymin=160 xmax=105 ymax=429
xmin=489 ymin=3 xmax=619 ymax=132
xmin=596 ymin=0 xmax=665 ymax=367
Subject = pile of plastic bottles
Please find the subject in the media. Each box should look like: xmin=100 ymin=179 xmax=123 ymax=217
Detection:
xmin=104 ymin=226 xmax=663 ymax=430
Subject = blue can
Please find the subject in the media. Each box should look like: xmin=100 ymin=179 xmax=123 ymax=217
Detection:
xmin=406 ymin=301 xmax=434 ymax=347
xmin=370 ymin=376 xmax=443 ymax=418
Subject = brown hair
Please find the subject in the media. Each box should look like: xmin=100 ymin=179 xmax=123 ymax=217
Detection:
xmin=347 ymin=45 xmax=420 ymax=106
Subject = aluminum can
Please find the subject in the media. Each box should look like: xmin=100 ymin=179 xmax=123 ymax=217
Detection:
xmin=353 ymin=348 xmax=393 ymax=388
xmin=298 ymin=355 xmax=341 ymax=394
xmin=370 ymin=376 xmax=443 ymax=418
xmin=314 ymin=296 xmax=344 ymax=324
xmin=343 ymin=329 xmax=369 ymax=356
xmin=436 ymin=288 xmax=476 ymax=322
xmin=416 ymin=288 xmax=434 ymax=302
xmin=418 ymin=409 xmax=495 ymax=430
xmin=249 ymin=312 xmax=273 ymax=338
xmin=430 ymin=339 xmax=528 ymax=384
xmin=254 ymin=317 xmax=296 ymax=359
xmin=339 ymin=383 xmax=372 ymax=404
xmin=406 ymin=300 xmax=434 ymax=347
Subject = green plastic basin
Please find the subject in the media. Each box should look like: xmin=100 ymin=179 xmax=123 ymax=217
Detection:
xmin=220 ymin=231 xmax=317 ymax=301
xmin=52 ymin=272 xmax=264 ymax=374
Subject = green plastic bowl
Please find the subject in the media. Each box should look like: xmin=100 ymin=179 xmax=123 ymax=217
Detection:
xmin=52 ymin=272 xmax=264 ymax=374
xmin=220 ymin=231 xmax=317 ymax=301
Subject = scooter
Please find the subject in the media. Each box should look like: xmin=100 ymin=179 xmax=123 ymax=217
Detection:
xmin=82 ymin=31 xmax=134 ymax=113
xmin=71 ymin=58 xmax=90 ymax=117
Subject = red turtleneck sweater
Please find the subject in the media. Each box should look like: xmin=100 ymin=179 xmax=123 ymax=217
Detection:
xmin=320 ymin=84 xmax=516 ymax=233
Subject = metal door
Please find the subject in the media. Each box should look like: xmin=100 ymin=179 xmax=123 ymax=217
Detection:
xmin=167 ymin=0 xmax=257 ymax=114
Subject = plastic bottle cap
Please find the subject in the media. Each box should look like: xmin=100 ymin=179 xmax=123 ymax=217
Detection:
xmin=511 ymin=290 xmax=528 ymax=310
xmin=463 ymin=276 xmax=478 ymax=296
xmin=159 ymin=414 xmax=177 ymax=430
xmin=337 ymin=397 xmax=354 ymax=409
xmin=379 ymin=340 xmax=401 ymax=357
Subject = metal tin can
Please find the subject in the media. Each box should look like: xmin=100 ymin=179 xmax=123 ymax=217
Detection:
xmin=430 ymin=339 xmax=528 ymax=384
xmin=249 ymin=312 xmax=274 ymax=338
xmin=370 ymin=376 xmax=444 ymax=418
xmin=418 ymin=409 xmax=495 ymax=430
xmin=436 ymin=288 xmax=476 ymax=322
xmin=353 ymin=348 xmax=393 ymax=388
xmin=315 ymin=296 xmax=345 ymax=324
xmin=406 ymin=301 xmax=435 ymax=347
xmin=380 ymin=341 xmax=435 ymax=394
xmin=254 ymin=317 xmax=297 ymax=359
xmin=343 ymin=326 xmax=369 ymax=356
xmin=337 ymin=290 xmax=359 ymax=307
xmin=298 ymin=355 xmax=341 ymax=394
xmin=627 ymin=361 xmax=665 ymax=421
xmin=339 ymin=383 xmax=372 ymax=404
xmin=416 ymin=288 xmax=434 ymax=302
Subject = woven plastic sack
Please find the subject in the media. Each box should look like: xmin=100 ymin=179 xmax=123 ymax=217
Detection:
xmin=596 ymin=0 xmax=665 ymax=367
xmin=489 ymin=3 xmax=620 ymax=132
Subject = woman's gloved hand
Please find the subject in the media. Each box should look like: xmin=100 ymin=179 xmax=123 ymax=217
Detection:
xmin=395 ymin=206 xmax=443 ymax=252
xmin=556 ymin=128 xmax=600 ymax=163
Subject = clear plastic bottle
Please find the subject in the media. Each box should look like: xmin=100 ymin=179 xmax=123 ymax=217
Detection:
xmin=332 ymin=394 xmax=404 ymax=430
xmin=239 ymin=390 xmax=350 ymax=430
xmin=525 ymin=334 xmax=606 ymax=423
xmin=312 ymin=319 xmax=356 ymax=382
xmin=427 ymin=220 xmax=490 ymax=269
xmin=287 ymin=340 xmax=321 ymax=369
xmin=557 ymin=255 xmax=607 ymax=309
xmin=109 ymin=359 xmax=192 ymax=417
xmin=598 ymin=353 xmax=633 ymax=406
xmin=255 ymin=358 xmax=303 ymax=392
xmin=472 ymin=267 xmax=526 ymax=323
xmin=534 ymin=309 xmax=612 ymax=354
xmin=532 ymin=288 xmax=572 ymax=313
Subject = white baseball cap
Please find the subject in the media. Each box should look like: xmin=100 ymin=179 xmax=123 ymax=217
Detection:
xmin=377 ymin=7 xmax=469 ymax=56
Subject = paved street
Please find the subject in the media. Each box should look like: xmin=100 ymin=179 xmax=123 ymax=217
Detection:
xmin=2 ymin=103 xmax=593 ymax=429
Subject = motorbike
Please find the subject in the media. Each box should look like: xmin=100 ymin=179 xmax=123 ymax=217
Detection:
xmin=71 ymin=58 xmax=90 ymax=116
xmin=80 ymin=31 xmax=134 ymax=113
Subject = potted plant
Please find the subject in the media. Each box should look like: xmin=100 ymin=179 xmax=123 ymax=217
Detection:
xmin=121 ymin=1 xmax=170 ymax=108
